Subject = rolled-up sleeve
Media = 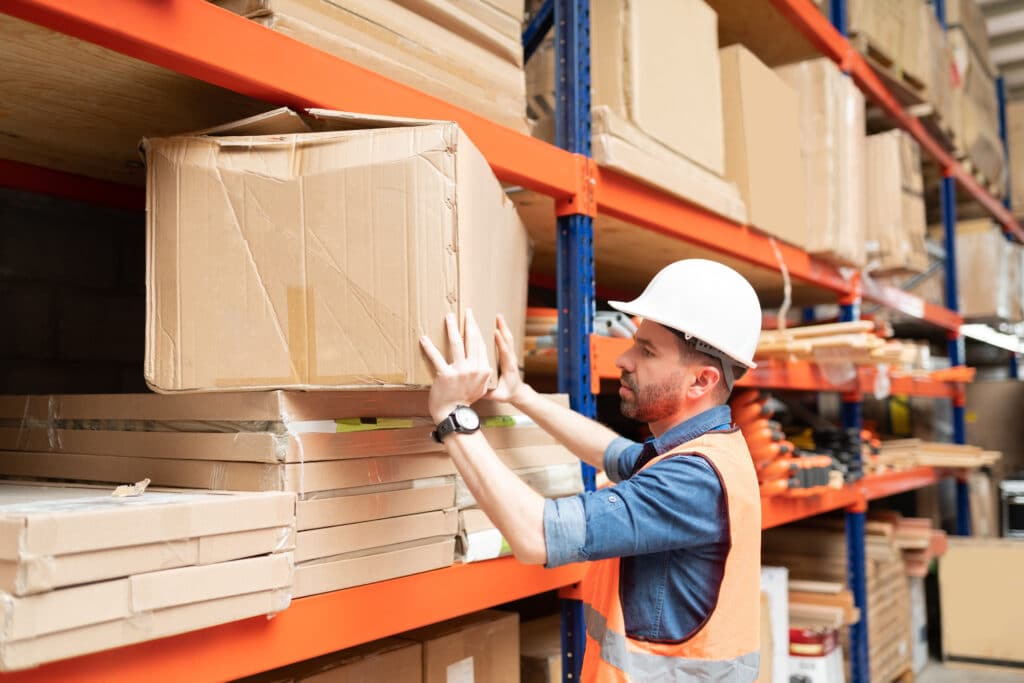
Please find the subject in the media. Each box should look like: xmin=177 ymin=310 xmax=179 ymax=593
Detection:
xmin=602 ymin=436 xmax=642 ymax=483
xmin=542 ymin=455 xmax=726 ymax=567
xmin=543 ymin=496 xmax=587 ymax=567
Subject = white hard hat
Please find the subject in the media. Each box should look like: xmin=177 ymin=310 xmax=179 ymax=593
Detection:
xmin=609 ymin=260 xmax=762 ymax=380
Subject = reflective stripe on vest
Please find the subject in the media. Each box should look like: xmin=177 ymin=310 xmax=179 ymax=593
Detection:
xmin=580 ymin=429 xmax=762 ymax=683
xmin=584 ymin=603 xmax=760 ymax=682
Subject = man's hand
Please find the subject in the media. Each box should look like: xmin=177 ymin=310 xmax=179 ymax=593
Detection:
xmin=485 ymin=314 xmax=529 ymax=406
xmin=420 ymin=310 xmax=493 ymax=424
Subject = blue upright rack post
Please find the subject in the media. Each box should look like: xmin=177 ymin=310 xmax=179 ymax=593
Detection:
xmin=828 ymin=1 xmax=869 ymax=680
xmin=522 ymin=0 xmax=553 ymax=65
xmin=941 ymin=174 xmax=972 ymax=535
xmin=553 ymin=1 xmax=594 ymax=680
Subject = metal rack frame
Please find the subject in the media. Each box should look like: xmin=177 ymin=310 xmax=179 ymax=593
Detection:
xmin=0 ymin=0 xmax=1017 ymax=680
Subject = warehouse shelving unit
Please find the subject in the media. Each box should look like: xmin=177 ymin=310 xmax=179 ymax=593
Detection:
xmin=0 ymin=0 xmax=1017 ymax=681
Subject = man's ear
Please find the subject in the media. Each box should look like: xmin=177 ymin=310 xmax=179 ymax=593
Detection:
xmin=689 ymin=364 xmax=722 ymax=399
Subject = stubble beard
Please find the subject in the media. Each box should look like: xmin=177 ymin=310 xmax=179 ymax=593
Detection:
xmin=619 ymin=370 xmax=687 ymax=423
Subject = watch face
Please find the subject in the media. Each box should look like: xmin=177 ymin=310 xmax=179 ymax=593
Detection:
xmin=453 ymin=406 xmax=480 ymax=431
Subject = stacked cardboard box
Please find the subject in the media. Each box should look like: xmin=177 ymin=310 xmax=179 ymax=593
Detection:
xmin=213 ymin=0 xmax=528 ymax=132
xmin=956 ymin=219 xmax=1024 ymax=322
xmin=719 ymin=45 xmax=809 ymax=247
xmin=520 ymin=615 xmax=561 ymax=683
xmin=243 ymin=608 xmax=519 ymax=682
xmin=0 ymin=481 xmax=294 ymax=671
xmin=775 ymin=58 xmax=866 ymax=267
xmin=847 ymin=0 xmax=929 ymax=91
xmin=525 ymin=0 xmax=747 ymax=226
xmin=865 ymin=130 xmax=929 ymax=275
xmin=763 ymin=522 xmax=913 ymax=683
xmin=940 ymin=539 xmax=1024 ymax=666
xmin=1009 ymin=101 xmax=1024 ymax=215
xmin=243 ymin=638 xmax=422 ymax=682
xmin=947 ymin=0 xmax=1003 ymax=190
xmin=0 ymin=391 xmax=582 ymax=597
xmin=143 ymin=107 xmax=529 ymax=394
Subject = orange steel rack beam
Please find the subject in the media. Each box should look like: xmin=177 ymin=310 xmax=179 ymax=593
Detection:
xmin=0 ymin=559 xmax=584 ymax=683
xmin=762 ymin=467 xmax=940 ymax=529
xmin=590 ymin=336 xmax=963 ymax=399
xmin=769 ymin=0 xmax=1024 ymax=242
xmin=0 ymin=0 xmax=963 ymax=331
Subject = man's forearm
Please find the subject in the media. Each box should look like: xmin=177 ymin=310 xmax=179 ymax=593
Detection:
xmin=512 ymin=385 xmax=621 ymax=470
xmin=443 ymin=431 xmax=548 ymax=565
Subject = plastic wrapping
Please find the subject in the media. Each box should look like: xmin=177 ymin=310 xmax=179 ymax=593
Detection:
xmin=865 ymin=130 xmax=928 ymax=274
xmin=775 ymin=58 xmax=866 ymax=267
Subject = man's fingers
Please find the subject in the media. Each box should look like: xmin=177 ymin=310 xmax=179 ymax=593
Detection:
xmin=445 ymin=313 xmax=465 ymax=361
xmin=497 ymin=313 xmax=516 ymax=346
xmin=419 ymin=336 xmax=449 ymax=372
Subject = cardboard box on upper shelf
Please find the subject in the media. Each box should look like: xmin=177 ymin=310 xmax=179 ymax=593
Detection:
xmin=143 ymin=108 xmax=529 ymax=393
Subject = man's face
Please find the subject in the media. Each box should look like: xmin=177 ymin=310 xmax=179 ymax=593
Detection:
xmin=614 ymin=320 xmax=692 ymax=423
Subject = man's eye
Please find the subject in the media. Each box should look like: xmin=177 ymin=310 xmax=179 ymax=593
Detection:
xmin=642 ymin=348 xmax=654 ymax=357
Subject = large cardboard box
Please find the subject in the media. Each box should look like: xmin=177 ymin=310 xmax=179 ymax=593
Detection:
xmin=143 ymin=108 xmax=529 ymax=392
xmin=214 ymin=0 xmax=528 ymax=132
xmin=956 ymin=219 xmax=1022 ymax=321
xmin=775 ymin=58 xmax=866 ymax=267
xmin=865 ymin=130 xmax=928 ymax=274
xmin=520 ymin=615 xmax=560 ymax=683
xmin=402 ymin=609 xmax=519 ymax=683
xmin=940 ymin=538 xmax=1024 ymax=665
xmin=945 ymin=0 xmax=995 ymax=76
xmin=527 ymin=0 xmax=725 ymax=175
xmin=590 ymin=0 xmax=724 ymax=174
xmin=0 ymin=482 xmax=294 ymax=594
xmin=242 ymin=638 xmax=422 ymax=682
xmin=719 ymin=45 xmax=808 ymax=247
xmin=457 ymin=508 xmax=510 ymax=562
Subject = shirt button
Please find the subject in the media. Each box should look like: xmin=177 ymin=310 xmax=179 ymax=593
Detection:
xmin=608 ymin=495 xmax=618 ymax=503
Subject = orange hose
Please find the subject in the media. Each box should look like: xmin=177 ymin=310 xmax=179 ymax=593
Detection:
xmin=760 ymin=478 xmax=789 ymax=497
xmin=733 ymin=400 xmax=770 ymax=426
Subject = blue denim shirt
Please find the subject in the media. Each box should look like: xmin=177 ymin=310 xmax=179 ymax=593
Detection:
xmin=543 ymin=405 xmax=732 ymax=641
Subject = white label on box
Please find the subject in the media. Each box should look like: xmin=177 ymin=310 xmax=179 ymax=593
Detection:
xmin=447 ymin=656 xmax=474 ymax=683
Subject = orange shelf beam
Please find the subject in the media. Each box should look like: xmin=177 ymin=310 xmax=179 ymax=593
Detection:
xmin=762 ymin=486 xmax=861 ymax=529
xmin=863 ymin=466 xmax=939 ymax=501
xmin=769 ymin=0 xmax=1024 ymax=242
xmin=0 ymin=159 xmax=144 ymax=211
xmin=591 ymin=337 xmax=961 ymax=399
xmin=0 ymin=559 xmax=584 ymax=683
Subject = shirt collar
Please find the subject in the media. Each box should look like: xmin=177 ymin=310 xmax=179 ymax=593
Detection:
xmin=647 ymin=404 xmax=733 ymax=457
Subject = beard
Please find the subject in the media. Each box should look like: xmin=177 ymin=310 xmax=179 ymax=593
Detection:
xmin=619 ymin=370 xmax=687 ymax=423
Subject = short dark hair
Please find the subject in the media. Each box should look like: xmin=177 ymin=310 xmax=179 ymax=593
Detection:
xmin=666 ymin=327 xmax=746 ymax=403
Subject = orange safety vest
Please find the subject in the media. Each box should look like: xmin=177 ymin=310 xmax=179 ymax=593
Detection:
xmin=580 ymin=429 xmax=762 ymax=682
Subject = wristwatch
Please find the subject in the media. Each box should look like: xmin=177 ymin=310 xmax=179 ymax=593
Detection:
xmin=432 ymin=405 xmax=481 ymax=443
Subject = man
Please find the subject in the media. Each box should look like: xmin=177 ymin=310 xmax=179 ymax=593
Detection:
xmin=419 ymin=259 xmax=762 ymax=682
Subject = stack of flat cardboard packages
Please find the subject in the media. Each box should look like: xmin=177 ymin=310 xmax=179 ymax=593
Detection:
xmin=525 ymin=0 xmax=748 ymax=225
xmin=775 ymin=58 xmax=866 ymax=268
xmin=0 ymin=391 xmax=582 ymax=598
xmin=212 ymin=0 xmax=528 ymax=132
xmin=763 ymin=522 xmax=913 ymax=683
xmin=0 ymin=482 xmax=294 ymax=671
xmin=865 ymin=130 xmax=929 ymax=275
xmin=946 ymin=0 xmax=1003 ymax=191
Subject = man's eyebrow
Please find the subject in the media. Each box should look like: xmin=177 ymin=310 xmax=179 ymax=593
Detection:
xmin=635 ymin=336 xmax=656 ymax=350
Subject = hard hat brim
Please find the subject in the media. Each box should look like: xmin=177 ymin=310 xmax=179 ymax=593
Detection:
xmin=608 ymin=299 xmax=758 ymax=370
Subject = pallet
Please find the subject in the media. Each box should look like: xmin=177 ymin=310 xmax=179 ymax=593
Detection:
xmin=850 ymin=32 xmax=927 ymax=107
